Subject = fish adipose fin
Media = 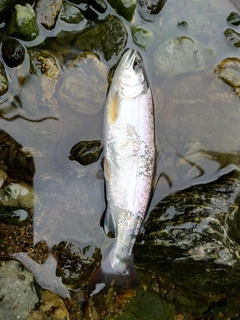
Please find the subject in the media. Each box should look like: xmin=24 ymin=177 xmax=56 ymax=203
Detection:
xmin=87 ymin=254 xmax=138 ymax=296
xmin=100 ymin=207 xmax=116 ymax=238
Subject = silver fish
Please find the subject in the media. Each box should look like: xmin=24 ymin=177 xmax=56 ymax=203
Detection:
xmin=102 ymin=49 xmax=156 ymax=275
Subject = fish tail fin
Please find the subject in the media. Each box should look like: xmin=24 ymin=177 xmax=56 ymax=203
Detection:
xmin=87 ymin=256 xmax=138 ymax=296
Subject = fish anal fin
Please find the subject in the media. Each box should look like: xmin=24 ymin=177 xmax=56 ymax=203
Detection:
xmin=100 ymin=207 xmax=116 ymax=238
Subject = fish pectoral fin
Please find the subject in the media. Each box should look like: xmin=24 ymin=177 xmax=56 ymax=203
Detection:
xmin=107 ymin=90 xmax=118 ymax=124
xmin=100 ymin=207 xmax=116 ymax=238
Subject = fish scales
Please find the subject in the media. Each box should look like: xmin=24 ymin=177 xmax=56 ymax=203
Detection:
xmin=103 ymin=49 xmax=156 ymax=274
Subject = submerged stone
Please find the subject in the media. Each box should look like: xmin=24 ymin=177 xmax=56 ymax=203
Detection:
xmin=154 ymin=36 xmax=215 ymax=78
xmin=131 ymin=25 xmax=153 ymax=49
xmin=35 ymin=0 xmax=62 ymax=30
xmin=0 ymin=260 xmax=39 ymax=320
xmin=27 ymin=290 xmax=70 ymax=320
xmin=74 ymin=15 xmax=128 ymax=63
xmin=0 ymin=206 xmax=30 ymax=226
xmin=224 ymin=28 xmax=240 ymax=47
xmin=0 ymin=129 xmax=35 ymax=183
xmin=227 ymin=11 xmax=240 ymax=25
xmin=0 ymin=0 xmax=35 ymax=24
xmin=58 ymin=52 xmax=108 ymax=114
xmin=69 ymin=140 xmax=103 ymax=166
xmin=107 ymin=0 xmax=136 ymax=21
xmin=137 ymin=0 xmax=167 ymax=16
xmin=135 ymin=170 xmax=240 ymax=294
xmin=5 ymin=4 xmax=39 ymax=41
xmin=2 ymin=38 xmax=25 ymax=68
xmin=118 ymin=289 xmax=175 ymax=320
xmin=214 ymin=57 xmax=240 ymax=98
xmin=0 ymin=62 xmax=8 ymax=96
xmin=28 ymin=50 xmax=60 ymax=109
xmin=51 ymin=241 xmax=101 ymax=289
xmin=60 ymin=1 xmax=85 ymax=24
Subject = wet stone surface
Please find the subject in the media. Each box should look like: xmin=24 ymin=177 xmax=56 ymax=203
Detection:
xmin=0 ymin=260 xmax=39 ymax=320
xmin=154 ymin=36 xmax=215 ymax=78
xmin=74 ymin=15 xmax=128 ymax=63
xmin=5 ymin=4 xmax=39 ymax=41
xmin=58 ymin=52 xmax=108 ymax=114
xmin=135 ymin=170 xmax=240 ymax=294
xmin=69 ymin=140 xmax=103 ymax=166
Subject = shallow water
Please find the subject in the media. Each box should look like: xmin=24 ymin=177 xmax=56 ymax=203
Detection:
xmin=0 ymin=0 xmax=240 ymax=317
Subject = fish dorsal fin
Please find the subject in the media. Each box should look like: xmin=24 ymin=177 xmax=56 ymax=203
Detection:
xmin=103 ymin=157 xmax=112 ymax=181
xmin=108 ymin=91 xmax=118 ymax=124
xmin=100 ymin=208 xmax=116 ymax=238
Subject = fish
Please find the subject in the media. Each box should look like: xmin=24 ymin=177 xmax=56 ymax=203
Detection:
xmin=89 ymin=49 xmax=156 ymax=294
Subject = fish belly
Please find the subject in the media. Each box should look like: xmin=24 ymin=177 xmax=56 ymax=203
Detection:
xmin=104 ymin=88 xmax=155 ymax=273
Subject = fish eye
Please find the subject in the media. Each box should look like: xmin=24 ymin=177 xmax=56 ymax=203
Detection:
xmin=133 ymin=57 xmax=142 ymax=71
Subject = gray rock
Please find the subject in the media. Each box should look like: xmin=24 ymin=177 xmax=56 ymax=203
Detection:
xmin=60 ymin=1 xmax=85 ymax=24
xmin=58 ymin=52 xmax=108 ymax=115
xmin=0 ymin=260 xmax=39 ymax=320
xmin=154 ymin=36 xmax=215 ymax=78
xmin=35 ymin=0 xmax=62 ymax=30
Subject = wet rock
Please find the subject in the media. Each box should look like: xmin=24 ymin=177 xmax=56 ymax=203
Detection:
xmin=5 ymin=4 xmax=39 ymax=41
xmin=137 ymin=0 xmax=167 ymax=16
xmin=0 ymin=170 xmax=10 ymax=188
xmin=0 ymin=182 xmax=35 ymax=208
xmin=107 ymin=0 xmax=136 ymax=21
xmin=58 ymin=52 xmax=108 ymax=114
xmin=117 ymin=289 xmax=175 ymax=320
xmin=29 ymin=50 xmax=60 ymax=108
xmin=66 ymin=0 xmax=106 ymax=20
xmin=35 ymin=0 xmax=62 ymax=30
xmin=214 ymin=57 xmax=240 ymax=98
xmin=0 ymin=260 xmax=39 ymax=320
xmin=2 ymin=38 xmax=25 ymax=68
xmin=135 ymin=170 xmax=240 ymax=294
xmin=69 ymin=140 xmax=103 ymax=166
xmin=74 ymin=15 xmax=128 ymax=63
xmin=0 ymin=62 xmax=8 ymax=96
xmin=51 ymin=241 xmax=101 ymax=290
xmin=227 ymin=11 xmax=240 ymax=25
xmin=60 ymin=1 xmax=85 ymax=24
xmin=0 ymin=0 xmax=35 ymax=24
xmin=224 ymin=28 xmax=240 ymax=47
xmin=154 ymin=36 xmax=214 ymax=78
xmin=0 ymin=206 xmax=30 ymax=226
xmin=130 ymin=25 xmax=153 ymax=50
xmin=0 ymin=129 xmax=35 ymax=183
xmin=177 ymin=21 xmax=188 ymax=27
xmin=27 ymin=290 xmax=70 ymax=320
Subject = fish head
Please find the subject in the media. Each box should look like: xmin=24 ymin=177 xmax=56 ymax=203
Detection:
xmin=116 ymin=49 xmax=148 ymax=99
